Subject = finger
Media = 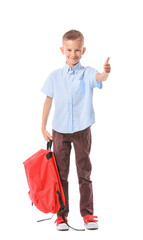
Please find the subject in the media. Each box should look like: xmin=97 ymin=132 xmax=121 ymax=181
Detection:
xmin=51 ymin=136 xmax=54 ymax=141
xmin=104 ymin=66 xmax=110 ymax=70
xmin=104 ymin=65 xmax=110 ymax=69
xmin=104 ymin=66 xmax=110 ymax=72
xmin=105 ymin=57 xmax=110 ymax=64
xmin=105 ymin=70 xmax=110 ymax=73
xmin=46 ymin=136 xmax=50 ymax=142
xmin=48 ymin=135 xmax=54 ymax=141
xmin=104 ymin=64 xmax=110 ymax=69
xmin=104 ymin=69 xmax=110 ymax=73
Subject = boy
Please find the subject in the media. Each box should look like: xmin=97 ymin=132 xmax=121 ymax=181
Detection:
xmin=41 ymin=30 xmax=111 ymax=230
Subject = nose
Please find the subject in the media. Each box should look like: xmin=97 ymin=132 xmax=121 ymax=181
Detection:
xmin=71 ymin=51 xmax=76 ymax=57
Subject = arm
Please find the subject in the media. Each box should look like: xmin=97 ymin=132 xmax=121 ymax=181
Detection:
xmin=96 ymin=57 xmax=111 ymax=81
xmin=96 ymin=72 xmax=109 ymax=81
xmin=41 ymin=96 xmax=53 ymax=141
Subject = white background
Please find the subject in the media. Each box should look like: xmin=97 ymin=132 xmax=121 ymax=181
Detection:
xmin=0 ymin=0 xmax=143 ymax=239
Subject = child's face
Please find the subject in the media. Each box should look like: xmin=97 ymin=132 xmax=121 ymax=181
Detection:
xmin=60 ymin=39 xmax=86 ymax=69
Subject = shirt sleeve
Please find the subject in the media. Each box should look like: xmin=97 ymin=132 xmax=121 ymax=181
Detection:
xmin=87 ymin=66 xmax=103 ymax=89
xmin=41 ymin=72 xmax=54 ymax=98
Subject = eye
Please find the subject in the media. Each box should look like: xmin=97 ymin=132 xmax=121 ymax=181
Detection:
xmin=67 ymin=49 xmax=71 ymax=52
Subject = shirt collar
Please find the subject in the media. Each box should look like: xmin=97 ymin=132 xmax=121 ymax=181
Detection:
xmin=64 ymin=61 xmax=82 ymax=73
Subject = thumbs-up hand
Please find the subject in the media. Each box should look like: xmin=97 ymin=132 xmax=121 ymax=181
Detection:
xmin=104 ymin=57 xmax=111 ymax=73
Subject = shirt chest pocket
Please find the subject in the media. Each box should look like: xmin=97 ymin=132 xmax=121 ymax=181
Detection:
xmin=75 ymin=79 xmax=86 ymax=95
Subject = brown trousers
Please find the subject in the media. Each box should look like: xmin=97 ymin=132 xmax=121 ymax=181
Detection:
xmin=52 ymin=127 xmax=93 ymax=217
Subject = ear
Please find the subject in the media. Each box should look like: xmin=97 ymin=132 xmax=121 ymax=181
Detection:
xmin=82 ymin=47 xmax=86 ymax=55
xmin=60 ymin=47 xmax=64 ymax=55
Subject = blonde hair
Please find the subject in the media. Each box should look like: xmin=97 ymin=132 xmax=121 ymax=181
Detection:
xmin=62 ymin=29 xmax=84 ymax=45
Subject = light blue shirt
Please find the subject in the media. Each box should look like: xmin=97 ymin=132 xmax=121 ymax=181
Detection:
xmin=41 ymin=62 xmax=102 ymax=133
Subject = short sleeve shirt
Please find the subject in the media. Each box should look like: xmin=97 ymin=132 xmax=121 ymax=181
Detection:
xmin=41 ymin=61 xmax=102 ymax=133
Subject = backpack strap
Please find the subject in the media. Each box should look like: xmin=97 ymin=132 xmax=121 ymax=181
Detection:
xmin=37 ymin=214 xmax=54 ymax=222
xmin=47 ymin=140 xmax=53 ymax=150
xmin=56 ymin=191 xmax=85 ymax=231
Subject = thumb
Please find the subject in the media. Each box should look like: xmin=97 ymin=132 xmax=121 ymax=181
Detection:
xmin=105 ymin=57 xmax=110 ymax=64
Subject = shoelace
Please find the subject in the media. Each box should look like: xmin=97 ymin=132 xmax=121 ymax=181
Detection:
xmin=54 ymin=216 xmax=68 ymax=226
xmin=83 ymin=215 xmax=98 ymax=224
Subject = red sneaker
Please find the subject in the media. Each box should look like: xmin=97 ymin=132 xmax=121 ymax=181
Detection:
xmin=55 ymin=216 xmax=69 ymax=231
xmin=83 ymin=215 xmax=98 ymax=230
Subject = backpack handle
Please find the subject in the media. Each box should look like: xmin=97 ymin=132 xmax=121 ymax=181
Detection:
xmin=47 ymin=140 xmax=53 ymax=150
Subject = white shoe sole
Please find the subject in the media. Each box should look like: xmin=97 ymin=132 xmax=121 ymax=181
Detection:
xmin=56 ymin=223 xmax=69 ymax=231
xmin=84 ymin=222 xmax=99 ymax=230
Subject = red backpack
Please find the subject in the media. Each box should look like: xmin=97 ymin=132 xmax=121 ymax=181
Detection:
xmin=23 ymin=141 xmax=84 ymax=231
xmin=23 ymin=141 xmax=65 ymax=214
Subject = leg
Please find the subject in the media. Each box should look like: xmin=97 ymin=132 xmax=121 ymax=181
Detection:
xmin=73 ymin=127 xmax=93 ymax=217
xmin=52 ymin=129 xmax=72 ymax=217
